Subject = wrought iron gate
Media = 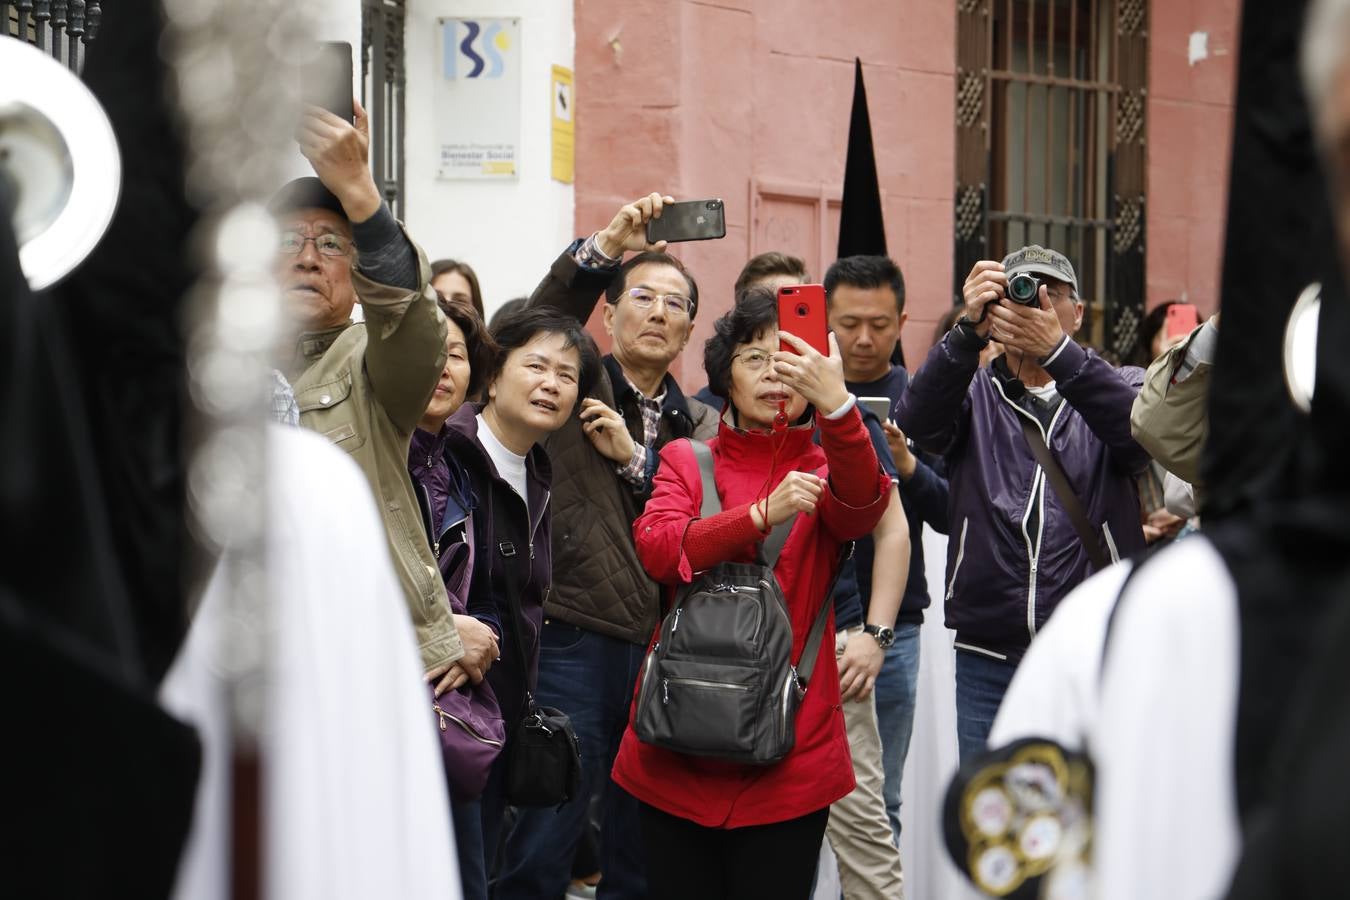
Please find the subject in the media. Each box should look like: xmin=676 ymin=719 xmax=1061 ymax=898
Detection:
xmin=362 ymin=0 xmax=405 ymax=220
xmin=955 ymin=0 xmax=1148 ymax=359
xmin=2 ymin=1 xmax=102 ymax=72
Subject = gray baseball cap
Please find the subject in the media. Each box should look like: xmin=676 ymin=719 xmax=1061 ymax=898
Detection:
xmin=1002 ymin=245 xmax=1079 ymax=296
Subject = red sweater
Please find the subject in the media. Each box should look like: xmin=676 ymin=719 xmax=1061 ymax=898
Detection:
xmin=612 ymin=406 xmax=891 ymax=827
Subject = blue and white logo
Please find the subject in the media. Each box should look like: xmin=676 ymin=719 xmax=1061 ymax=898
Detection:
xmin=444 ymin=19 xmax=512 ymax=80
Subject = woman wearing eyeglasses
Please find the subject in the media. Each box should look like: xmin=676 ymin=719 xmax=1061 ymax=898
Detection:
xmin=611 ymin=286 xmax=892 ymax=900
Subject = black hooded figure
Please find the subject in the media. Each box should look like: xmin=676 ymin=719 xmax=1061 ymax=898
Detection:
xmin=1192 ymin=0 xmax=1350 ymax=830
xmin=937 ymin=0 xmax=1350 ymax=895
xmin=0 ymin=2 xmax=201 ymax=895
xmin=1092 ymin=0 xmax=1350 ymax=892
xmin=836 ymin=57 xmax=903 ymax=368
xmin=1217 ymin=0 xmax=1350 ymax=888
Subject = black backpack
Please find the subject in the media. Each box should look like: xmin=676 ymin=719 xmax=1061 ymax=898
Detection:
xmin=633 ymin=440 xmax=848 ymax=765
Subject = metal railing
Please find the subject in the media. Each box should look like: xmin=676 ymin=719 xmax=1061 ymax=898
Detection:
xmin=955 ymin=0 xmax=1148 ymax=360
xmin=2 ymin=1 xmax=102 ymax=73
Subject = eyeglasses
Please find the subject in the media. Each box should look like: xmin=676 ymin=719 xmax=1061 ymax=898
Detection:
xmin=625 ymin=288 xmax=694 ymax=316
xmin=732 ymin=348 xmax=774 ymax=372
xmin=279 ymin=231 xmax=352 ymax=257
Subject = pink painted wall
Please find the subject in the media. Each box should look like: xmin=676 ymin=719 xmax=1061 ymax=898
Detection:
xmin=1147 ymin=0 xmax=1241 ymax=316
xmin=573 ymin=0 xmax=957 ymax=385
xmin=571 ymin=0 xmax=1240 ymax=375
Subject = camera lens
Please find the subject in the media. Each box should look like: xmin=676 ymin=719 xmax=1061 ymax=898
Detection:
xmin=1008 ymin=273 xmax=1038 ymax=304
xmin=796 ymin=303 xmax=810 ymax=317
xmin=707 ymin=200 xmax=721 ymax=210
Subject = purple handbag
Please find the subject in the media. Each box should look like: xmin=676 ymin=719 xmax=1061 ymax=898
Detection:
xmin=430 ymin=512 xmax=506 ymax=799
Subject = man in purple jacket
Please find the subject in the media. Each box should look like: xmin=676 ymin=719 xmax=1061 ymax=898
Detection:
xmin=895 ymin=245 xmax=1148 ymax=760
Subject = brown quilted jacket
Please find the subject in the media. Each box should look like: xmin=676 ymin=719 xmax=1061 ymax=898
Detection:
xmin=526 ymin=248 xmax=718 ymax=644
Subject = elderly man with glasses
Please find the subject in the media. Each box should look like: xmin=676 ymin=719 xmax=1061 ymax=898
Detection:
xmin=493 ymin=195 xmax=718 ymax=900
xmin=270 ymin=101 xmax=464 ymax=691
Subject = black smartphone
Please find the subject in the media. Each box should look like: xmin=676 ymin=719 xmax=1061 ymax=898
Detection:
xmin=299 ymin=41 xmax=354 ymax=123
xmin=646 ymin=199 xmax=727 ymax=244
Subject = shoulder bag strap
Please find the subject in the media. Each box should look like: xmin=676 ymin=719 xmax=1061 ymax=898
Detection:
xmin=486 ymin=482 xmax=538 ymax=703
xmin=1018 ymin=416 xmax=1112 ymax=571
xmin=446 ymin=508 xmax=475 ymax=605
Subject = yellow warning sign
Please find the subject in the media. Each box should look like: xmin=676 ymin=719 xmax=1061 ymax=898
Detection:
xmin=551 ymin=65 xmax=574 ymax=184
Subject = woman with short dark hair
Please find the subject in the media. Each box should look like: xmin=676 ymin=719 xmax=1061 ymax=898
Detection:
xmin=612 ymin=288 xmax=891 ymax=900
xmin=436 ymin=306 xmax=598 ymax=900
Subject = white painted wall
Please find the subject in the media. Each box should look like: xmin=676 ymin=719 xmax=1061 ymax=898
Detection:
xmin=402 ymin=0 xmax=575 ymax=319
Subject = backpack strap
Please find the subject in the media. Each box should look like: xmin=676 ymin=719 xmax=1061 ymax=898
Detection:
xmin=689 ymin=438 xmax=794 ymax=565
xmin=687 ymin=439 xmax=851 ymax=698
xmin=688 ymin=439 xmax=722 ymax=517
xmin=792 ymin=541 xmax=854 ymax=696
xmin=761 ymin=517 xmax=794 ymax=567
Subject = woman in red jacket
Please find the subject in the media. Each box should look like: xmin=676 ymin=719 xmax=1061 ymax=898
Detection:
xmin=612 ymin=287 xmax=891 ymax=899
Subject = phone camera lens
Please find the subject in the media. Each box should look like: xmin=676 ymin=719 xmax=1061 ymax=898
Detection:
xmin=707 ymin=200 xmax=721 ymax=210
xmin=795 ymin=303 xmax=810 ymax=317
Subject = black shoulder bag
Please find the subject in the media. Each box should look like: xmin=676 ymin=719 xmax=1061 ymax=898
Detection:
xmin=487 ymin=483 xmax=582 ymax=808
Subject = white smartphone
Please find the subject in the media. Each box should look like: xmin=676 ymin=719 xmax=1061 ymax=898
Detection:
xmin=859 ymin=396 xmax=892 ymax=423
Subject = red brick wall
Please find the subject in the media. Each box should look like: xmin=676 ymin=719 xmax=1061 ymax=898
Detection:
xmin=1147 ymin=0 xmax=1241 ymax=317
xmin=573 ymin=0 xmax=957 ymax=384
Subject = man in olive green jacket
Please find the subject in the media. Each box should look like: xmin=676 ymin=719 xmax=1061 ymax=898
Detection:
xmin=272 ymin=100 xmax=464 ymax=689
xmin=1131 ymin=314 xmax=1217 ymax=498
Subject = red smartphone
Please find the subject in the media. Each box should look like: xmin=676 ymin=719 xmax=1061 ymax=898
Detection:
xmin=777 ymin=284 xmax=830 ymax=356
xmin=1165 ymin=303 xmax=1200 ymax=341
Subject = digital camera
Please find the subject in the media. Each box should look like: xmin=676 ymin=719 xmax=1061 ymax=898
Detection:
xmin=1006 ymin=272 xmax=1042 ymax=306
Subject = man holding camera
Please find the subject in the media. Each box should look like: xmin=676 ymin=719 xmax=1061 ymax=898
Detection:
xmin=895 ymin=245 xmax=1149 ymax=759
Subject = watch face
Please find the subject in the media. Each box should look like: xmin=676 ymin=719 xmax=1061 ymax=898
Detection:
xmin=867 ymin=625 xmax=895 ymax=648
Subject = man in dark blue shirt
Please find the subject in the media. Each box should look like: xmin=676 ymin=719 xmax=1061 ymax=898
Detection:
xmin=826 ymin=255 xmax=950 ymax=859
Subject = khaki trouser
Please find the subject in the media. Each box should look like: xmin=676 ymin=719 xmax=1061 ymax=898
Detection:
xmin=825 ymin=626 xmax=905 ymax=900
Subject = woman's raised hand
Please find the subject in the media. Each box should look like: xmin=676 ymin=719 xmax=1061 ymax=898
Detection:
xmin=751 ymin=470 xmax=826 ymax=530
xmin=773 ymin=332 xmax=850 ymax=415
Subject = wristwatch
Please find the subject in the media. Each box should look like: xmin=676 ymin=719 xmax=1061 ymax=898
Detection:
xmin=864 ymin=624 xmax=895 ymax=649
